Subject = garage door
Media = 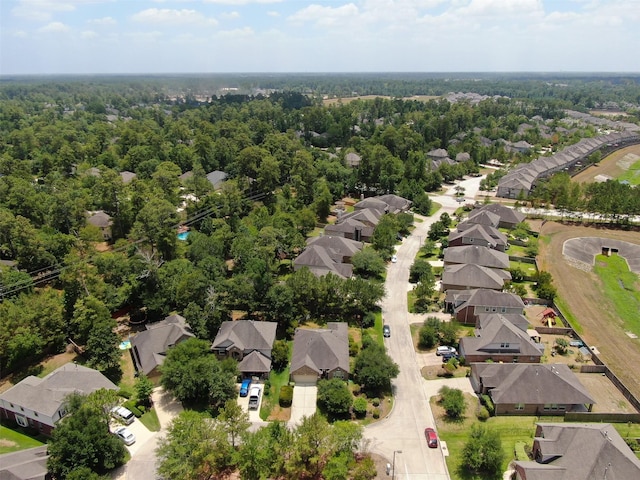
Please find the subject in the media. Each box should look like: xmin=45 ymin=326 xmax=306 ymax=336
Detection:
xmin=293 ymin=374 xmax=317 ymax=385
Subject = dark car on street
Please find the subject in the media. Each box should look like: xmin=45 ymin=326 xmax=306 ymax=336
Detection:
xmin=425 ymin=427 xmax=438 ymax=448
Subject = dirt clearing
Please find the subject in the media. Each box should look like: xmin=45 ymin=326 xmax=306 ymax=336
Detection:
xmin=571 ymin=144 xmax=640 ymax=184
xmin=537 ymin=221 xmax=640 ymax=403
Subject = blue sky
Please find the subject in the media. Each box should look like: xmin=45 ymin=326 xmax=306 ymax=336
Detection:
xmin=1 ymin=0 xmax=639 ymax=74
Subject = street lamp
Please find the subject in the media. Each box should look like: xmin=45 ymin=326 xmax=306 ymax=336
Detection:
xmin=392 ymin=450 xmax=402 ymax=480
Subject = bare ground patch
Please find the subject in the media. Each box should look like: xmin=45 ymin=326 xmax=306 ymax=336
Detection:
xmin=572 ymin=144 xmax=640 ymax=184
xmin=538 ymin=221 xmax=640 ymax=405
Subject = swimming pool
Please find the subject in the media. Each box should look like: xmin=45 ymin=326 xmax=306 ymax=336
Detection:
xmin=177 ymin=231 xmax=190 ymax=241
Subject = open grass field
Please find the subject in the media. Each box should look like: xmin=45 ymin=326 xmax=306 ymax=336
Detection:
xmin=571 ymin=144 xmax=640 ymax=184
xmin=538 ymin=221 xmax=640 ymax=403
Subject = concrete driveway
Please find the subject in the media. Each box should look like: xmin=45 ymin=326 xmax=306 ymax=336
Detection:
xmin=289 ymin=385 xmax=317 ymax=426
xmin=236 ymin=383 xmax=264 ymax=422
xmin=111 ymin=418 xmax=154 ymax=457
xmin=111 ymin=387 xmax=183 ymax=480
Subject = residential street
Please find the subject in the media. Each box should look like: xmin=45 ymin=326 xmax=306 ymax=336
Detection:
xmin=363 ymin=177 xmax=481 ymax=479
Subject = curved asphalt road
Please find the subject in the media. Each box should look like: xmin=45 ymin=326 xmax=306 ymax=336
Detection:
xmin=363 ymin=177 xmax=482 ymax=479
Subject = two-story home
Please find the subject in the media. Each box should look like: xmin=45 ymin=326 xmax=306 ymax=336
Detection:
xmin=0 ymin=364 xmax=118 ymax=436
xmin=459 ymin=314 xmax=544 ymax=363
xmin=130 ymin=314 xmax=195 ymax=381
xmin=211 ymin=320 xmax=278 ymax=379
xmin=445 ymin=288 xmax=525 ymax=325
xmin=514 ymin=423 xmax=640 ymax=479
xmin=453 ymin=223 xmax=508 ymax=251
xmin=290 ymin=322 xmax=349 ymax=385
xmin=470 ymin=203 xmax=526 ymax=229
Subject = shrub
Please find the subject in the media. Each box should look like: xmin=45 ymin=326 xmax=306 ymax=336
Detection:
xmin=438 ymin=386 xmax=466 ymax=419
xmin=353 ymin=397 xmax=368 ymax=418
xmin=362 ymin=312 xmax=376 ymax=329
xmin=372 ymin=398 xmax=380 ymax=407
xmin=263 ymin=379 xmax=271 ymax=396
xmin=477 ymin=406 xmax=490 ymax=421
xmin=279 ymin=385 xmax=294 ymax=407
xmin=480 ymin=394 xmax=495 ymax=416
xmin=349 ymin=336 xmax=359 ymax=357
xmin=117 ymin=387 xmax=133 ymax=399
xmin=123 ymin=400 xmax=143 ymax=418
xmin=372 ymin=408 xmax=380 ymax=419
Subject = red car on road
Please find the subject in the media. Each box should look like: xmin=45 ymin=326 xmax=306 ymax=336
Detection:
xmin=425 ymin=427 xmax=438 ymax=448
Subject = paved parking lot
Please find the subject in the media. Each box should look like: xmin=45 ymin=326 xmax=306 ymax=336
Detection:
xmin=289 ymin=385 xmax=317 ymax=426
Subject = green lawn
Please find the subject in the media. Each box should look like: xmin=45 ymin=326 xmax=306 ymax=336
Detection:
xmin=553 ymin=296 xmax=582 ymax=333
xmin=509 ymin=260 xmax=537 ymax=276
xmin=430 ymin=202 xmax=442 ymax=215
xmin=0 ymin=425 xmax=45 ymax=454
xmin=261 ymin=365 xmax=291 ymax=421
xmin=505 ymin=244 xmax=531 ymax=257
xmin=433 ymin=394 xmax=562 ymax=480
xmin=618 ymin=159 xmax=640 ymax=185
xmin=593 ymin=254 xmax=640 ymax=337
xmin=139 ymin=408 xmax=161 ymax=432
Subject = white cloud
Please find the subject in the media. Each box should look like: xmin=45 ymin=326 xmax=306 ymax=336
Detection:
xmin=204 ymin=0 xmax=281 ymax=5
xmin=38 ymin=22 xmax=71 ymax=33
xmin=131 ymin=8 xmax=218 ymax=26
xmin=12 ymin=0 xmax=74 ymax=21
xmin=267 ymin=11 xmax=280 ymax=17
xmin=88 ymin=16 xmax=117 ymax=26
xmin=456 ymin=0 xmax=543 ymax=17
xmin=215 ymin=26 xmax=255 ymax=38
xmin=288 ymin=3 xmax=359 ymax=27
xmin=81 ymin=30 xmax=98 ymax=39
xmin=220 ymin=11 xmax=241 ymax=19
xmin=13 ymin=30 xmax=28 ymax=38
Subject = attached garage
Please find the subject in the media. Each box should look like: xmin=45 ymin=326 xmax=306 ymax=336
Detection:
xmin=292 ymin=374 xmax=318 ymax=385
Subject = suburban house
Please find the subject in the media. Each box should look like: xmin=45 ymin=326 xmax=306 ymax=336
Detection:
xmin=476 ymin=312 xmax=531 ymax=332
xmin=459 ymin=314 xmax=544 ymax=363
xmin=130 ymin=314 xmax=195 ymax=381
xmin=453 ymin=223 xmax=508 ymax=251
xmin=339 ymin=207 xmax=384 ymax=227
xmin=344 ymin=152 xmax=362 ymax=168
xmin=86 ymin=210 xmax=113 ymax=241
xmin=305 ymin=236 xmax=363 ymax=263
xmin=441 ymin=263 xmax=511 ymax=292
xmin=448 ymin=224 xmax=498 ymax=250
xmin=354 ymin=194 xmax=411 ymax=214
xmin=443 ymin=245 xmax=510 ymax=270
xmin=211 ymin=320 xmax=278 ymax=379
xmin=0 ymin=445 xmax=49 ymax=480
xmin=462 ymin=210 xmax=500 ymax=229
xmin=324 ymin=217 xmax=375 ymax=242
xmin=205 ymin=170 xmax=228 ymax=189
xmin=290 ymin=322 xmax=350 ymax=385
xmin=445 ymin=288 xmax=525 ymax=324
xmin=293 ymin=244 xmax=354 ymax=279
xmin=470 ymin=363 xmax=596 ymax=415
xmin=513 ymin=423 xmax=640 ymax=480
xmin=120 ymin=170 xmax=137 ymax=184
xmin=0 ymin=364 xmax=118 ymax=436
xmin=470 ymin=203 xmax=526 ymax=229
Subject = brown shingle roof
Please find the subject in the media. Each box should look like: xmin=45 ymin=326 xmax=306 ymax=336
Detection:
xmin=443 ymin=245 xmax=510 ymax=269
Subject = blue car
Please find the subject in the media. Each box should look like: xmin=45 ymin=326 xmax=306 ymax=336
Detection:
xmin=239 ymin=378 xmax=252 ymax=397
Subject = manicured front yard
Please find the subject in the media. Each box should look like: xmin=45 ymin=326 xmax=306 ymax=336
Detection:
xmin=139 ymin=408 xmax=161 ymax=432
xmin=0 ymin=425 xmax=45 ymax=454
xmin=431 ymin=393 xmax=562 ymax=480
xmin=261 ymin=366 xmax=291 ymax=421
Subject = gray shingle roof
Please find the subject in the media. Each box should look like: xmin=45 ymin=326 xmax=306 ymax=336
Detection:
xmin=473 ymin=363 xmax=595 ymax=406
xmin=0 ymin=445 xmax=48 ymax=480
xmin=460 ymin=314 xmax=543 ymax=358
xmin=237 ymin=350 xmax=272 ymax=373
xmin=443 ymin=245 xmax=510 ymax=269
xmin=211 ymin=320 xmax=277 ymax=354
xmin=293 ymin=244 xmax=353 ymax=279
xmin=514 ymin=423 xmax=640 ymax=480
xmin=448 ymin=288 xmax=525 ymax=313
xmin=442 ymin=263 xmax=510 ymax=290
xmin=86 ymin=210 xmax=112 ymax=228
xmin=0 ymin=364 xmax=117 ymax=418
xmin=472 ymin=203 xmax=526 ymax=226
xmin=205 ymin=170 xmax=228 ymax=188
xmin=306 ymin=236 xmax=363 ymax=258
xmin=131 ymin=315 xmax=194 ymax=375
xmin=290 ymin=322 xmax=349 ymax=376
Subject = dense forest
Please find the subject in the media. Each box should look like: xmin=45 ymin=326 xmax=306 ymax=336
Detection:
xmin=1 ymin=74 xmax=639 ymax=378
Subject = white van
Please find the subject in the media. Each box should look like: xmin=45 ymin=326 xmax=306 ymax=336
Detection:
xmin=111 ymin=406 xmax=135 ymax=425
xmin=248 ymin=386 xmax=261 ymax=410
